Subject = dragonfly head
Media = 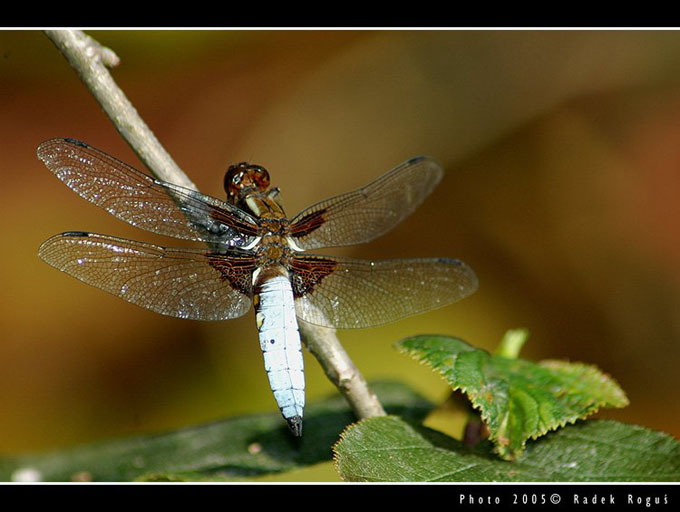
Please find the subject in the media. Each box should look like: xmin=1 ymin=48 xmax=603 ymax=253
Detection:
xmin=224 ymin=162 xmax=271 ymax=204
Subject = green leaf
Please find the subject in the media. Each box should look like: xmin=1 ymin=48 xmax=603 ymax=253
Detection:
xmin=0 ymin=380 xmax=432 ymax=482
xmin=395 ymin=334 xmax=629 ymax=460
xmin=334 ymin=416 xmax=680 ymax=481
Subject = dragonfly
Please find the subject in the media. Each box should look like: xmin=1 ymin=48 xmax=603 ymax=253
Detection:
xmin=37 ymin=137 xmax=478 ymax=436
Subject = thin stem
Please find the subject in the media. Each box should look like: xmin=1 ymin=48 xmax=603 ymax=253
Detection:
xmin=44 ymin=30 xmax=196 ymax=190
xmin=44 ymin=29 xmax=386 ymax=421
xmin=300 ymin=321 xmax=386 ymax=418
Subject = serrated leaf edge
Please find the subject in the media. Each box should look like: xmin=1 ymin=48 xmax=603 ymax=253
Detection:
xmin=539 ymin=359 xmax=629 ymax=408
xmin=331 ymin=415 xmax=393 ymax=481
xmin=395 ymin=337 xmax=629 ymax=461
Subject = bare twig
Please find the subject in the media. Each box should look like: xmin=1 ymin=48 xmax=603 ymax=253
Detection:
xmin=44 ymin=30 xmax=196 ymax=190
xmin=300 ymin=322 xmax=386 ymax=418
xmin=44 ymin=29 xmax=386 ymax=421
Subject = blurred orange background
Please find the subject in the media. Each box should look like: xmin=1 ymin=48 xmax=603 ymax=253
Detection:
xmin=1 ymin=30 xmax=680 ymax=478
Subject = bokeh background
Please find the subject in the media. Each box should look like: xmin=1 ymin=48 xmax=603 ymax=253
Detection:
xmin=1 ymin=30 xmax=680 ymax=480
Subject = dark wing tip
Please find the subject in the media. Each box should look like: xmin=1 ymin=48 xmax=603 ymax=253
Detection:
xmin=38 ymin=232 xmax=91 ymax=260
xmin=35 ymin=137 xmax=85 ymax=164
xmin=437 ymin=257 xmax=479 ymax=294
xmin=61 ymin=231 xmax=91 ymax=238
xmin=436 ymin=257 xmax=465 ymax=266
xmin=404 ymin=155 xmax=444 ymax=188
xmin=406 ymin=155 xmax=443 ymax=169
xmin=37 ymin=137 xmax=89 ymax=160
xmin=406 ymin=155 xmax=427 ymax=165
xmin=286 ymin=415 xmax=303 ymax=437
xmin=62 ymin=137 xmax=89 ymax=148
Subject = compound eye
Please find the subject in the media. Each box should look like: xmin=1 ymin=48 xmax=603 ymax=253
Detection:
xmin=224 ymin=165 xmax=246 ymax=197
xmin=253 ymin=167 xmax=270 ymax=190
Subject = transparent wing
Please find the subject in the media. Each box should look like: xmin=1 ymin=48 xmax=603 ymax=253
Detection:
xmin=39 ymin=232 xmax=256 ymax=321
xmin=37 ymin=138 xmax=261 ymax=248
xmin=290 ymin=254 xmax=477 ymax=328
xmin=288 ymin=157 xmax=443 ymax=250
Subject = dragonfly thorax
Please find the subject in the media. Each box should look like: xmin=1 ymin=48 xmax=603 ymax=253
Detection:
xmin=255 ymin=233 xmax=294 ymax=264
